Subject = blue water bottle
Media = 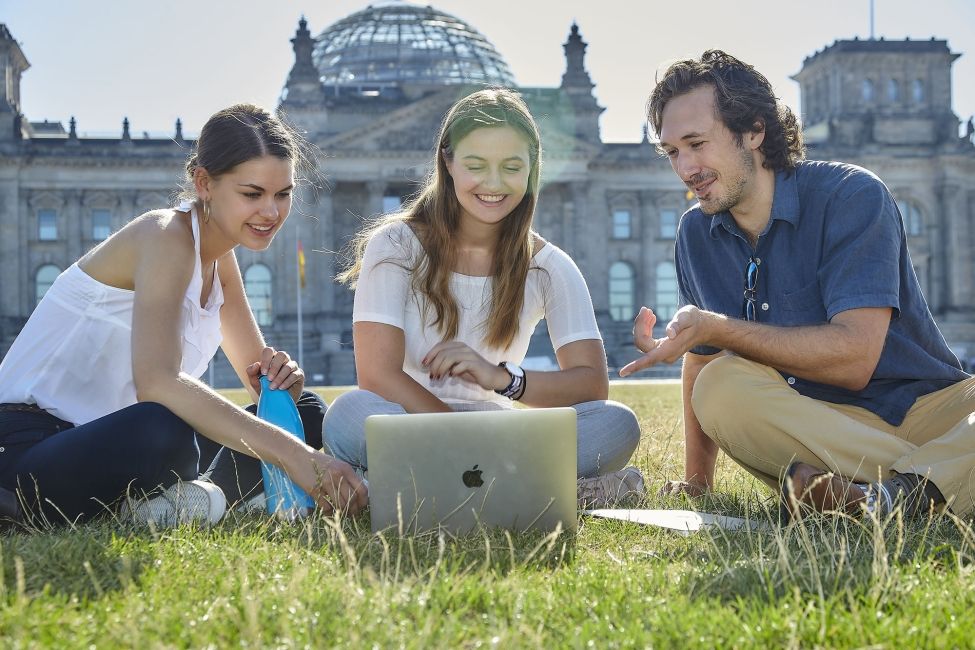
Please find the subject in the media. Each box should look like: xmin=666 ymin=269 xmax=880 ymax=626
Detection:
xmin=257 ymin=375 xmax=316 ymax=520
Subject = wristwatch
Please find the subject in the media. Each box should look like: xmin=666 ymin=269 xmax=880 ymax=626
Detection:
xmin=495 ymin=361 xmax=526 ymax=400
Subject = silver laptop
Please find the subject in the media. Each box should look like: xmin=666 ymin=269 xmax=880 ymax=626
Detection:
xmin=365 ymin=408 xmax=577 ymax=535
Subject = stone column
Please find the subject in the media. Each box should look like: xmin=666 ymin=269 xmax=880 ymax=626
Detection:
xmin=544 ymin=184 xmax=566 ymax=247
xmin=313 ymin=188 xmax=347 ymax=362
xmin=18 ymin=191 xmax=32 ymax=316
xmin=117 ymin=191 xmax=139 ymax=230
xmin=933 ymin=182 xmax=957 ymax=314
xmin=65 ymin=190 xmax=83 ymax=262
xmin=567 ymin=182 xmax=591 ymax=265
xmin=638 ymin=190 xmax=659 ymax=307
xmin=0 ymin=178 xmax=21 ymax=317
xmin=290 ymin=184 xmax=327 ymax=316
xmin=329 ymin=183 xmax=360 ymax=320
xmin=966 ymin=190 xmax=975 ymax=310
xmin=946 ymin=185 xmax=973 ymax=312
xmin=315 ymin=189 xmax=335 ymax=313
xmin=366 ymin=180 xmax=387 ymax=220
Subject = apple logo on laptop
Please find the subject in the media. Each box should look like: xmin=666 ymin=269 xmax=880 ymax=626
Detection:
xmin=462 ymin=465 xmax=484 ymax=488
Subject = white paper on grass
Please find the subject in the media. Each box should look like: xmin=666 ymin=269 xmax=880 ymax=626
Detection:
xmin=585 ymin=509 xmax=770 ymax=535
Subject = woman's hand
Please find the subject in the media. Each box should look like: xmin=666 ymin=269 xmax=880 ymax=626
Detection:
xmin=286 ymin=449 xmax=368 ymax=515
xmin=246 ymin=347 xmax=305 ymax=402
xmin=422 ymin=341 xmax=509 ymax=391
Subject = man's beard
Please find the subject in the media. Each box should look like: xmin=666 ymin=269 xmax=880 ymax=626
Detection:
xmin=694 ymin=145 xmax=755 ymax=215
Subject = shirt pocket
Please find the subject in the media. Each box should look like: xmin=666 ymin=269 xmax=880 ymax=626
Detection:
xmin=778 ymin=281 xmax=826 ymax=324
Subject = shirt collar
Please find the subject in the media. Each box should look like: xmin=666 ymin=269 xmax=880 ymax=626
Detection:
xmin=707 ymin=168 xmax=801 ymax=238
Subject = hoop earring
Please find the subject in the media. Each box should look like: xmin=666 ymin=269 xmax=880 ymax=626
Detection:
xmin=203 ymin=200 xmax=211 ymax=224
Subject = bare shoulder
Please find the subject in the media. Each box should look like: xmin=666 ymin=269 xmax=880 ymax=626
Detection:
xmin=130 ymin=208 xmax=193 ymax=239
xmin=128 ymin=210 xmax=198 ymax=293
xmin=125 ymin=209 xmax=195 ymax=258
xmin=79 ymin=208 xmax=195 ymax=289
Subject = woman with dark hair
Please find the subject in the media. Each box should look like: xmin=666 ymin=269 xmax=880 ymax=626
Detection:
xmin=325 ymin=88 xmax=644 ymax=507
xmin=0 ymin=104 xmax=366 ymax=527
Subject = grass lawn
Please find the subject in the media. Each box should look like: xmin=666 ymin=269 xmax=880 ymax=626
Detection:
xmin=2 ymin=383 xmax=974 ymax=648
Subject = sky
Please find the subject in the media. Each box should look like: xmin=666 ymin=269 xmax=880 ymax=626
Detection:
xmin=3 ymin=0 xmax=974 ymax=143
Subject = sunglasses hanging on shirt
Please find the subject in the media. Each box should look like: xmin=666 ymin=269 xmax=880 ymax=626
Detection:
xmin=742 ymin=257 xmax=759 ymax=322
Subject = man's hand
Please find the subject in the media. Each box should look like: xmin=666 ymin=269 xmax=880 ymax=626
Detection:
xmin=632 ymin=306 xmax=658 ymax=353
xmin=620 ymin=306 xmax=715 ymax=377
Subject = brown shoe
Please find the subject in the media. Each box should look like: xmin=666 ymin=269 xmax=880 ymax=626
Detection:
xmin=779 ymin=462 xmax=866 ymax=523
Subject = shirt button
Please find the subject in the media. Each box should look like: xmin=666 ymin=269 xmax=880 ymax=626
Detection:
xmin=787 ymin=377 xmax=796 ymax=385
xmin=0 ymin=447 xmax=5 ymax=453
xmin=755 ymin=257 xmax=761 ymax=264
xmin=762 ymin=302 xmax=769 ymax=311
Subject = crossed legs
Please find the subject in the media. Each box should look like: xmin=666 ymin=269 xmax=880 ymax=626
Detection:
xmin=321 ymin=390 xmax=642 ymax=479
xmin=691 ymin=355 xmax=975 ymax=516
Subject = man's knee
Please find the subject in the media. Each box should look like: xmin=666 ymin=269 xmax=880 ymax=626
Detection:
xmin=691 ymin=356 xmax=769 ymax=434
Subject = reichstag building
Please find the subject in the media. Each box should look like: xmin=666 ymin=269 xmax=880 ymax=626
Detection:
xmin=1 ymin=5 xmax=974 ymax=386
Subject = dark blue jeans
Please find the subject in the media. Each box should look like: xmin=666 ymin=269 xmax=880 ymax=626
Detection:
xmin=0 ymin=392 xmax=327 ymax=525
xmin=0 ymin=402 xmax=198 ymax=525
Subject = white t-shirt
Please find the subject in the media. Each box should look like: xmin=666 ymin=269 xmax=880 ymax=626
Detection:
xmin=353 ymin=220 xmax=601 ymax=405
xmin=0 ymin=202 xmax=224 ymax=425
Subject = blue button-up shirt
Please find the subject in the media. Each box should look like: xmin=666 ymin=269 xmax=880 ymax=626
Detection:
xmin=675 ymin=160 xmax=968 ymax=426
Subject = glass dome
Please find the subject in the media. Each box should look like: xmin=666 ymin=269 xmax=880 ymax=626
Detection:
xmin=312 ymin=1 xmax=516 ymax=89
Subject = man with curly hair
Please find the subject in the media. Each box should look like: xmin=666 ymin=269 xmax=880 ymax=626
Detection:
xmin=622 ymin=50 xmax=975 ymax=522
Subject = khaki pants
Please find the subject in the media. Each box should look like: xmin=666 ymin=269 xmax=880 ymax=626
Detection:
xmin=691 ymin=356 xmax=975 ymax=515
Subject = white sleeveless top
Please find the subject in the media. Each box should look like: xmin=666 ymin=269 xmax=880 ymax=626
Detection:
xmin=0 ymin=202 xmax=224 ymax=425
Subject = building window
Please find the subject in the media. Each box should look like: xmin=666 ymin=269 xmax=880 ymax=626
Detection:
xmin=911 ymin=79 xmax=924 ymax=104
xmin=861 ymin=79 xmax=875 ymax=103
xmin=608 ymin=262 xmax=635 ymax=322
xmin=659 ymin=210 xmax=677 ymax=239
xmin=655 ymin=262 xmax=678 ymax=321
xmin=35 ymin=264 xmax=61 ymax=305
xmin=38 ymin=210 xmax=58 ymax=241
xmin=887 ymin=79 xmax=900 ymax=103
xmin=611 ymin=210 xmax=632 ymax=239
xmin=244 ymin=263 xmax=273 ymax=327
xmin=382 ymin=194 xmax=402 ymax=213
xmin=912 ymin=79 xmax=925 ymax=103
xmin=896 ymin=199 xmax=924 ymax=237
xmin=92 ymin=209 xmax=112 ymax=241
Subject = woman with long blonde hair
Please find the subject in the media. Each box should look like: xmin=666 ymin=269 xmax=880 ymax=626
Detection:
xmin=324 ymin=88 xmax=643 ymax=507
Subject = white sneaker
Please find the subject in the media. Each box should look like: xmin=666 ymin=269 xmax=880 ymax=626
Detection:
xmin=577 ymin=466 xmax=646 ymax=510
xmin=240 ymin=491 xmax=267 ymax=512
xmin=122 ymin=480 xmax=226 ymax=526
